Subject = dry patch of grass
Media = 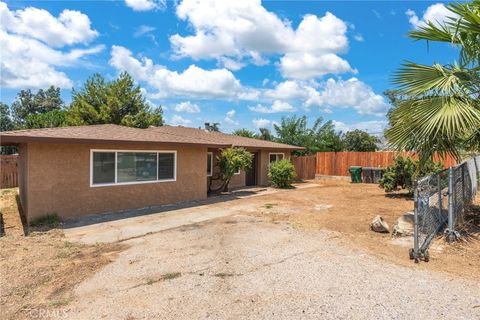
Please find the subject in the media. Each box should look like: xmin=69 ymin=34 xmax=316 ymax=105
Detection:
xmin=245 ymin=181 xmax=480 ymax=280
xmin=0 ymin=189 xmax=127 ymax=320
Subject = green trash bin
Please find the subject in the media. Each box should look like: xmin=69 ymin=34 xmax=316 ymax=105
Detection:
xmin=348 ymin=166 xmax=362 ymax=183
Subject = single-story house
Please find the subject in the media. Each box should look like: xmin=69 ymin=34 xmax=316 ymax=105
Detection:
xmin=0 ymin=124 xmax=302 ymax=222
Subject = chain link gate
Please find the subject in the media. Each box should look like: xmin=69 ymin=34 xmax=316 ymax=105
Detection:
xmin=410 ymin=156 xmax=479 ymax=263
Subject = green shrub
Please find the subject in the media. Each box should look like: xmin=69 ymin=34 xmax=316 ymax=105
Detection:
xmin=379 ymin=156 xmax=442 ymax=194
xmin=268 ymin=159 xmax=297 ymax=188
xmin=209 ymin=147 xmax=253 ymax=193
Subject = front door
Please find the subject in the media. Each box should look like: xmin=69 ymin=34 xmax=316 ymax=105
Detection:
xmin=246 ymin=152 xmax=258 ymax=186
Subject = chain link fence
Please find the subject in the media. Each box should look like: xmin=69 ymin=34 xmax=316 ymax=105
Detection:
xmin=410 ymin=156 xmax=480 ymax=263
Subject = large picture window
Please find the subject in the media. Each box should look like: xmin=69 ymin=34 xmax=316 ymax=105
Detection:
xmin=91 ymin=150 xmax=176 ymax=186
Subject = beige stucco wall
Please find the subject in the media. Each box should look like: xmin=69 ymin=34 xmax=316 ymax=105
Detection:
xmin=21 ymin=142 xmax=208 ymax=222
xmin=17 ymin=144 xmax=28 ymax=218
xmin=257 ymin=150 xmax=292 ymax=186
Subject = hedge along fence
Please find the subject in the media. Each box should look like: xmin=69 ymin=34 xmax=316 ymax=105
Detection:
xmin=316 ymin=151 xmax=457 ymax=177
xmin=1 ymin=155 xmax=19 ymax=189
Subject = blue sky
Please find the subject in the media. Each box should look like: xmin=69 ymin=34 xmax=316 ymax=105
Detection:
xmin=1 ymin=0 xmax=456 ymax=134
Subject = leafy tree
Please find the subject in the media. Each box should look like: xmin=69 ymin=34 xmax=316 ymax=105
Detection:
xmin=268 ymin=159 xmax=296 ymax=188
xmin=205 ymin=122 xmax=220 ymax=132
xmin=386 ymin=1 xmax=480 ymax=162
xmin=0 ymin=103 xmax=14 ymax=131
xmin=208 ymin=147 xmax=253 ymax=193
xmin=274 ymin=115 xmax=343 ymax=155
xmin=24 ymin=109 xmax=68 ymax=129
xmin=11 ymin=86 xmax=64 ymax=126
xmin=274 ymin=115 xmax=311 ymax=149
xmin=0 ymin=102 xmax=18 ymax=154
xmin=343 ymin=130 xmax=379 ymax=152
xmin=315 ymin=121 xmax=344 ymax=152
xmin=120 ymin=108 xmax=163 ymax=128
xmin=258 ymin=127 xmax=273 ymax=141
xmin=68 ymin=72 xmax=163 ymax=128
xmin=232 ymin=128 xmax=257 ymax=138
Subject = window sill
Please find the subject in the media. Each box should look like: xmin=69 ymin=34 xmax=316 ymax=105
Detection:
xmin=90 ymin=178 xmax=176 ymax=188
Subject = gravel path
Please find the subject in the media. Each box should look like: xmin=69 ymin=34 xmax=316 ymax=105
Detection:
xmin=68 ymin=215 xmax=480 ymax=319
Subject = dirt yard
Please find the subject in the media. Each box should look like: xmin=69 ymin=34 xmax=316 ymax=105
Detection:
xmin=0 ymin=189 xmax=127 ymax=320
xmin=1 ymin=182 xmax=479 ymax=319
xmin=245 ymin=180 xmax=480 ymax=279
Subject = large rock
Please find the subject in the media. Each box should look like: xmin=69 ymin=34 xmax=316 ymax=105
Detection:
xmin=371 ymin=215 xmax=390 ymax=233
xmin=393 ymin=212 xmax=414 ymax=237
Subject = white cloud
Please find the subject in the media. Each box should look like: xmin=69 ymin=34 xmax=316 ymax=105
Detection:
xmin=170 ymin=0 xmax=354 ymax=78
xmin=0 ymin=2 xmax=98 ymax=47
xmin=279 ymin=52 xmax=354 ymax=79
xmin=125 ymin=0 xmax=166 ymax=11
xmin=174 ymin=101 xmax=200 ymax=113
xmin=134 ymin=25 xmax=155 ymax=37
xmin=249 ymin=100 xmax=295 ymax=114
xmin=406 ymin=3 xmax=457 ymax=29
xmin=224 ymin=109 xmax=239 ymax=125
xmin=263 ymin=80 xmax=308 ymax=100
xmin=332 ymin=120 xmax=388 ymax=134
xmin=372 ymin=9 xmax=381 ymax=19
xmin=170 ymin=114 xmax=192 ymax=125
xmin=109 ymin=45 xmax=259 ymax=100
xmin=0 ymin=2 xmax=102 ymax=89
xmin=252 ymin=118 xmax=273 ymax=128
xmin=304 ymin=78 xmax=389 ymax=116
xmin=354 ymin=34 xmax=364 ymax=42
xmin=217 ymin=57 xmax=245 ymax=71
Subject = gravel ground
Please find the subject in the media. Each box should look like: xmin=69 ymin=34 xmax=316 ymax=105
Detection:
xmin=67 ymin=215 xmax=480 ymax=320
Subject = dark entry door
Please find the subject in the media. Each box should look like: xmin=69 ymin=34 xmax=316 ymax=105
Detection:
xmin=245 ymin=152 xmax=258 ymax=186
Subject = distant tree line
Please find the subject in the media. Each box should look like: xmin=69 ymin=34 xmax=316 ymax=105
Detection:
xmin=1 ymin=72 xmax=164 ymax=132
xmin=1 ymin=72 xmax=164 ymax=154
xmin=232 ymin=115 xmax=380 ymax=155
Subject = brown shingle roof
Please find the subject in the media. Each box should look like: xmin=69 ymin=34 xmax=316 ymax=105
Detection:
xmin=147 ymin=126 xmax=302 ymax=150
xmin=0 ymin=124 xmax=303 ymax=150
xmin=0 ymin=124 xmax=228 ymax=147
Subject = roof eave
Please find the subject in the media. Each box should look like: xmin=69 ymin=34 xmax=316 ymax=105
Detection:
xmin=0 ymin=135 xmax=229 ymax=148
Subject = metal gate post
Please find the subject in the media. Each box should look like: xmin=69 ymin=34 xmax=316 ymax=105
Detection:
xmin=447 ymin=167 xmax=456 ymax=242
xmin=412 ymin=180 xmax=420 ymax=262
xmin=437 ymin=173 xmax=442 ymax=217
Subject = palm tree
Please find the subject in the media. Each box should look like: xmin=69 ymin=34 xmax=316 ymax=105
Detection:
xmin=386 ymin=1 xmax=480 ymax=162
xmin=258 ymin=127 xmax=273 ymax=141
xmin=232 ymin=128 xmax=257 ymax=138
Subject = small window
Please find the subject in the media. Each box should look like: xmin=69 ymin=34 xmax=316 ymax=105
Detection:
xmin=234 ymin=168 xmax=241 ymax=175
xmin=92 ymin=152 xmax=115 ymax=184
xmin=207 ymin=152 xmax=213 ymax=177
xmin=269 ymin=153 xmax=284 ymax=164
xmin=158 ymin=153 xmax=175 ymax=180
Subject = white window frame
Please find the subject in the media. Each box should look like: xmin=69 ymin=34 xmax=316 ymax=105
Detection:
xmin=207 ymin=152 xmax=213 ymax=177
xmin=234 ymin=168 xmax=241 ymax=175
xmin=268 ymin=152 xmax=285 ymax=164
xmin=90 ymin=149 xmax=177 ymax=187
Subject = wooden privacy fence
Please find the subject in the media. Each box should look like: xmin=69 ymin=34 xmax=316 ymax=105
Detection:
xmin=316 ymin=151 xmax=458 ymax=177
xmin=1 ymin=155 xmax=19 ymax=189
xmin=292 ymin=155 xmax=316 ymax=180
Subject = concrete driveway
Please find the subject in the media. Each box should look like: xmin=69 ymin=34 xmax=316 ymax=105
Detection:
xmin=64 ymin=183 xmax=318 ymax=244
